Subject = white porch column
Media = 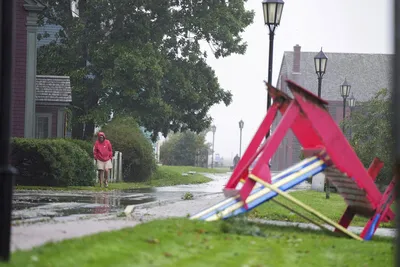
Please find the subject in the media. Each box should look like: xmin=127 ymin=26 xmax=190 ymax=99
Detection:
xmin=24 ymin=1 xmax=45 ymax=138
xmin=57 ymin=108 xmax=66 ymax=138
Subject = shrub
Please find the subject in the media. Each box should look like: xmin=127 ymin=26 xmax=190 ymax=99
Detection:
xmin=99 ymin=116 xmax=156 ymax=182
xmin=11 ymin=138 xmax=96 ymax=186
xmin=66 ymin=138 xmax=94 ymax=157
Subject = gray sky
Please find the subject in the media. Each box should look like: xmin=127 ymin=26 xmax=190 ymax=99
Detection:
xmin=203 ymin=0 xmax=393 ymax=161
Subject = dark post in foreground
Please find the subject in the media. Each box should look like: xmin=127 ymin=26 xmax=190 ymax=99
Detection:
xmin=393 ymin=0 xmax=400 ymax=265
xmin=0 ymin=0 xmax=17 ymax=262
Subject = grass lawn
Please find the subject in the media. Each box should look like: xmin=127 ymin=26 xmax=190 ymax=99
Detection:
xmin=248 ymin=190 xmax=396 ymax=228
xmin=2 ymin=218 xmax=394 ymax=267
xmin=15 ymin=165 xmax=225 ymax=192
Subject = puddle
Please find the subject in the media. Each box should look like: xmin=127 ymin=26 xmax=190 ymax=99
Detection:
xmin=12 ymin=190 xmax=157 ymax=222
xmin=12 ymin=171 xmax=311 ymax=223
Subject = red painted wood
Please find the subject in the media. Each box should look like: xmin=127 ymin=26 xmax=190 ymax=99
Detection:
xmin=266 ymin=83 xmax=324 ymax=150
xmin=239 ymin=102 xmax=300 ymax=206
xmin=334 ymin=129 xmax=384 ymax=233
xmin=368 ymin=158 xmax=384 ymax=182
xmin=360 ymin=179 xmax=395 ymax=239
xmin=287 ymin=80 xmax=382 ymax=209
xmin=335 ymin=208 xmax=356 ymax=232
xmin=224 ymin=103 xmax=279 ymax=189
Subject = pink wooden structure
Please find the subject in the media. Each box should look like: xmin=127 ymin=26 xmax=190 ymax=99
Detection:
xmin=224 ymin=79 xmax=395 ymax=240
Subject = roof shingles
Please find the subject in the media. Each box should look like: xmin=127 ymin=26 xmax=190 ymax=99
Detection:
xmin=36 ymin=75 xmax=72 ymax=103
xmin=277 ymin=51 xmax=393 ymax=102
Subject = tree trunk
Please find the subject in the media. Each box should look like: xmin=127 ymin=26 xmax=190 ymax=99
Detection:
xmin=83 ymin=121 xmax=95 ymax=140
xmin=71 ymin=103 xmax=84 ymax=139
xmin=71 ymin=121 xmax=84 ymax=139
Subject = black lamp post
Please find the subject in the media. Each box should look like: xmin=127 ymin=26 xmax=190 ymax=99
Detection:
xmin=0 ymin=0 xmax=16 ymax=262
xmin=211 ymin=125 xmax=216 ymax=169
xmin=340 ymin=78 xmax=352 ymax=132
xmin=262 ymin=0 xmax=284 ymax=137
xmin=314 ymin=48 xmax=328 ymax=97
xmin=314 ymin=48 xmax=328 ymax=199
xmin=348 ymin=93 xmax=356 ymax=138
xmin=239 ymin=120 xmax=244 ymax=157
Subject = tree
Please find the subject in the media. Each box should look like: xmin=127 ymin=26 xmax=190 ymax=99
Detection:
xmin=160 ymin=131 xmax=209 ymax=166
xmin=37 ymin=1 xmax=255 ymax=140
xmin=100 ymin=116 xmax=156 ymax=182
xmin=343 ymin=88 xmax=393 ymax=184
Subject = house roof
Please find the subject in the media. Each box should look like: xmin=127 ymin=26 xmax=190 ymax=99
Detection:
xmin=36 ymin=75 xmax=72 ymax=103
xmin=277 ymin=50 xmax=393 ymax=102
xmin=24 ymin=0 xmax=45 ymax=12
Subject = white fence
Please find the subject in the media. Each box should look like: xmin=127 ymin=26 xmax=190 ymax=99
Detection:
xmin=93 ymin=151 xmax=123 ymax=183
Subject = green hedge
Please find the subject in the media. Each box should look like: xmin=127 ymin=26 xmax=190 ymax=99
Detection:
xmin=11 ymin=138 xmax=96 ymax=187
xmin=66 ymin=138 xmax=94 ymax=157
xmin=100 ymin=117 xmax=156 ymax=182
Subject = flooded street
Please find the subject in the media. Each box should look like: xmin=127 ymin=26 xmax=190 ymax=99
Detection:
xmin=12 ymin=172 xmax=231 ymax=224
xmin=12 ymin=171 xmax=311 ymax=224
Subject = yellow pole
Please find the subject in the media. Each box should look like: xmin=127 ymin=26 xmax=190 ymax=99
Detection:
xmin=249 ymin=174 xmax=363 ymax=241
xmin=271 ymin=199 xmax=332 ymax=232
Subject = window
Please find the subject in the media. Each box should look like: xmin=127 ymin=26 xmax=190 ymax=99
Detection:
xmin=35 ymin=113 xmax=52 ymax=138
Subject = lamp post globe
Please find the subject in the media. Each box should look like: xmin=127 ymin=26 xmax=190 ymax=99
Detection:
xmin=348 ymin=93 xmax=356 ymax=109
xmin=340 ymin=78 xmax=351 ymax=98
xmin=262 ymin=0 xmax=285 ymax=29
xmin=239 ymin=120 xmax=244 ymax=129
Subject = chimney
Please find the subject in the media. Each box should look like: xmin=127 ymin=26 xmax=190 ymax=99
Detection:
xmin=293 ymin=44 xmax=301 ymax=73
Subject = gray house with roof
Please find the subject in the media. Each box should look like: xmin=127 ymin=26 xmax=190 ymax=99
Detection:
xmin=271 ymin=44 xmax=393 ymax=171
xmin=35 ymin=75 xmax=72 ymax=138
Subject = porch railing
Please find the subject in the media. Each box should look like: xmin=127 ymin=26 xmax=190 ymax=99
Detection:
xmin=93 ymin=151 xmax=123 ymax=183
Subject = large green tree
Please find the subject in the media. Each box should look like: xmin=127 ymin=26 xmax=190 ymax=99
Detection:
xmin=343 ymin=88 xmax=393 ymax=184
xmin=37 ymin=0 xmax=254 ymax=140
xmin=160 ymin=131 xmax=209 ymax=166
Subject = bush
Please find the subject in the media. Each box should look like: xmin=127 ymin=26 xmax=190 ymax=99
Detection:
xmin=99 ymin=116 xmax=156 ymax=182
xmin=66 ymin=138 xmax=94 ymax=157
xmin=11 ymin=138 xmax=96 ymax=186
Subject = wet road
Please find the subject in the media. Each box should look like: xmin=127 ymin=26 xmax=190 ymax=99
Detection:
xmin=12 ymin=171 xmax=311 ymax=224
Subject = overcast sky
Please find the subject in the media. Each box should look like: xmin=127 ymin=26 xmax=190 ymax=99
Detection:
xmin=201 ymin=0 xmax=393 ymax=161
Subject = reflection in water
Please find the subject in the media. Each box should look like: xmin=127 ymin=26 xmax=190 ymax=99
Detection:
xmin=94 ymin=193 xmax=110 ymax=214
xmin=12 ymin=189 xmax=157 ymax=221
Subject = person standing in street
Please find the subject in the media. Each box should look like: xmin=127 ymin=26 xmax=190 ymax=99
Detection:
xmin=93 ymin=132 xmax=113 ymax=187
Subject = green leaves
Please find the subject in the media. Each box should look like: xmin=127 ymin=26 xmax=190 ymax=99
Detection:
xmin=344 ymin=88 xmax=393 ymax=184
xmin=37 ymin=0 xmax=253 ymax=139
xmin=160 ymin=131 xmax=208 ymax=166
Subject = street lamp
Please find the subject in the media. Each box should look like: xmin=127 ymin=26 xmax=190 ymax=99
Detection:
xmin=239 ymin=120 xmax=244 ymax=157
xmin=314 ymin=48 xmax=328 ymax=97
xmin=348 ymin=93 xmax=356 ymax=138
xmin=211 ymin=125 xmax=216 ymax=168
xmin=314 ymin=48 xmax=328 ymax=199
xmin=340 ymin=78 xmax=352 ymax=132
xmin=262 ymin=0 xmax=284 ymax=134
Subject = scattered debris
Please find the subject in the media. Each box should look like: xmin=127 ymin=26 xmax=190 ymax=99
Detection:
xmin=181 ymin=192 xmax=194 ymax=200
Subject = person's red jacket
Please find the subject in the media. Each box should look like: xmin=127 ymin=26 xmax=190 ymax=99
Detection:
xmin=93 ymin=132 xmax=113 ymax=162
